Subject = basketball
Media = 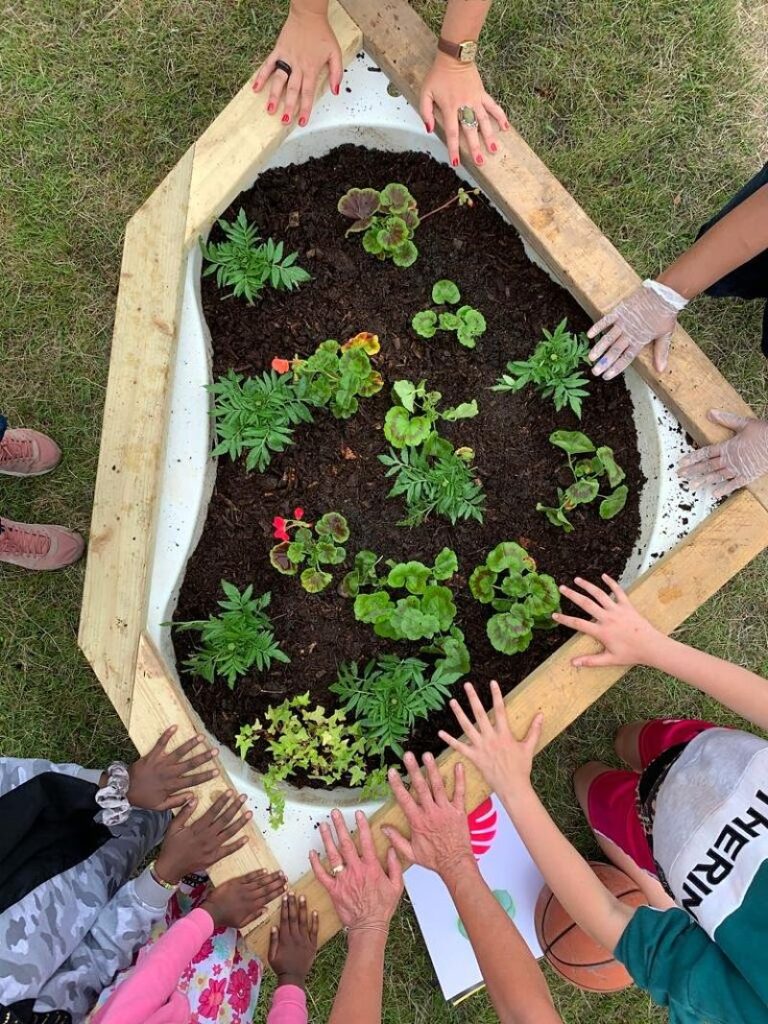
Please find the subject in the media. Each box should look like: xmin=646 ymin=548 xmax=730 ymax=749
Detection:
xmin=534 ymin=861 xmax=647 ymax=992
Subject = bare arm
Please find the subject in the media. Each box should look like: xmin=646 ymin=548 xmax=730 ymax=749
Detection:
xmin=440 ymin=0 xmax=493 ymax=42
xmin=556 ymin=575 xmax=768 ymax=731
xmin=329 ymin=929 xmax=388 ymax=1024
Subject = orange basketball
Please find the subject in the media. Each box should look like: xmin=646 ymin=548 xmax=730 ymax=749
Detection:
xmin=534 ymin=861 xmax=647 ymax=992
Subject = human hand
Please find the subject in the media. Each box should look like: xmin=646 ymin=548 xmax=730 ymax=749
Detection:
xmin=309 ymin=809 xmax=403 ymax=936
xmin=587 ymin=281 xmax=687 ymax=379
xmin=268 ymin=891 xmax=319 ymax=988
xmin=420 ymin=53 xmax=509 ymax=168
xmin=439 ymin=681 xmax=542 ymax=799
xmin=553 ymin=574 xmax=663 ymax=668
xmin=678 ymin=410 xmax=768 ymax=498
xmin=252 ymin=5 xmax=342 ymax=127
xmin=127 ymin=727 xmax=219 ymax=812
xmin=155 ymin=791 xmax=253 ymax=885
xmin=383 ymin=753 xmax=474 ymax=883
xmin=201 ymin=869 xmax=286 ymax=930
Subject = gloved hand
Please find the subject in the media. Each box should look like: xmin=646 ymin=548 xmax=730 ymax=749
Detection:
xmin=678 ymin=410 xmax=768 ymax=498
xmin=587 ymin=280 xmax=688 ymax=380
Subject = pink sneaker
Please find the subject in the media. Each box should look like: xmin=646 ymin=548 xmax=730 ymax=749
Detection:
xmin=0 ymin=427 xmax=62 ymax=476
xmin=0 ymin=517 xmax=84 ymax=570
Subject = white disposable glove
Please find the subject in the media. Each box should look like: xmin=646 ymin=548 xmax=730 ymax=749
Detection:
xmin=587 ymin=280 xmax=688 ymax=380
xmin=678 ymin=410 xmax=768 ymax=498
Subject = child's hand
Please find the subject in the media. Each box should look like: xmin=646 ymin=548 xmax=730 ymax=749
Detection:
xmin=128 ymin=726 xmax=219 ymax=811
xmin=439 ymin=681 xmax=542 ymax=799
xmin=202 ymin=869 xmax=286 ymax=930
xmin=268 ymin=892 xmax=319 ymax=989
xmin=553 ymin=574 xmax=664 ymax=668
xmin=154 ymin=791 xmax=252 ymax=884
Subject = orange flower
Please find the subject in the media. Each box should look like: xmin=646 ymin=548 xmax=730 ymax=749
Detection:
xmin=271 ymin=357 xmax=291 ymax=374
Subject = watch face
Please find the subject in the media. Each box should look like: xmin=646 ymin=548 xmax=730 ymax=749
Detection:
xmin=459 ymin=41 xmax=478 ymax=62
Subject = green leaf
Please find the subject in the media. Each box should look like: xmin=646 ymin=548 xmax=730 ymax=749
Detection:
xmin=438 ymin=312 xmax=460 ymax=331
xmin=300 ymin=568 xmax=333 ymax=593
xmin=387 ymin=561 xmax=432 ymax=594
xmin=432 ymin=279 xmax=461 ymax=305
xmin=456 ymin=325 xmax=478 ymax=348
xmin=412 ymin=310 xmax=438 ymax=338
xmin=384 ymin=406 xmax=433 ymax=448
xmin=315 ymin=512 xmax=350 ymax=543
xmin=392 ymin=240 xmax=419 ymax=268
xmin=486 ymin=542 xmax=535 ymax=574
xmin=536 ymin=503 xmax=574 ymax=532
xmin=354 ymin=591 xmax=392 ymax=624
xmin=469 ymin=564 xmax=496 ymax=603
xmin=380 ymin=182 xmax=414 ymax=214
xmin=442 ymin=399 xmax=479 ymax=421
xmin=487 ymin=608 xmax=534 ymax=655
xmin=269 ymin=543 xmax=297 ymax=574
xmin=599 ymin=485 xmax=629 ymax=520
xmin=362 ymin=225 xmax=384 ymax=254
xmin=549 ymin=430 xmax=596 ymax=455
xmin=596 ymin=446 xmax=626 ymax=488
xmin=565 ymin=479 xmax=600 ymax=506
xmin=433 ymin=547 xmax=459 ymax=580
xmin=524 ymin=574 xmax=561 ymax=618
xmin=393 ymin=380 xmax=418 ymax=412
xmin=377 ymin=215 xmax=409 ymax=251
xmin=338 ymin=186 xmax=381 ymax=227
xmin=456 ymin=305 xmax=487 ymax=336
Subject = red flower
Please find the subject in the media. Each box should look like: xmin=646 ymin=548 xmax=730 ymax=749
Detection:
xmin=198 ymin=978 xmax=226 ymax=1019
xmin=246 ymin=958 xmax=261 ymax=984
xmin=271 ymin=357 xmax=291 ymax=373
xmin=272 ymin=516 xmax=290 ymax=542
xmin=227 ymin=968 xmax=253 ymax=1014
xmin=293 ymin=507 xmax=304 ymax=519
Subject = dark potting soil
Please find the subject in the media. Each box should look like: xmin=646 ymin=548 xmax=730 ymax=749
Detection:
xmin=174 ymin=144 xmax=645 ymax=787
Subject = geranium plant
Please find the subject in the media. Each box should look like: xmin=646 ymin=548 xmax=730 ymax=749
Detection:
xmin=269 ymin=510 xmax=349 ymax=593
xmin=277 ymin=333 xmax=383 ymax=419
xmin=469 ymin=543 xmax=560 ymax=655
xmin=493 ymin=319 xmax=591 ymax=418
xmin=201 ymin=208 xmax=310 ymax=304
xmin=173 ymin=581 xmax=289 ymax=689
xmin=383 ymin=379 xmax=478 ymax=449
xmin=337 ymin=182 xmax=420 ymax=268
xmin=536 ymin=430 xmax=629 ymax=532
xmin=412 ymin=280 xmax=487 ymax=348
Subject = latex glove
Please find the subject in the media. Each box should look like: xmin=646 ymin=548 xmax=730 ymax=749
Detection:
xmin=587 ymin=280 xmax=688 ymax=380
xmin=252 ymin=7 xmax=342 ymax=127
xmin=420 ymin=53 xmax=509 ymax=168
xmin=678 ymin=410 xmax=768 ymax=498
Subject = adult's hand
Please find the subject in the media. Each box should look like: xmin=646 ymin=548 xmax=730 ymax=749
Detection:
xmin=587 ymin=281 xmax=687 ymax=380
xmin=202 ymin=869 xmax=286 ymax=930
xmin=154 ymin=791 xmax=253 ymax=885
xmin=420 ymin=53 xmax=508 ymax=168
xmin=127 ymin=726 xmax=218 ymax=812
xmin=252 ymin=4 xmax=342 ymax=128
xmin=309 ymin=809 xmax=403 ymax=936
xmin=439 ymin=681 xmax=542 ymax=800
xmin=383 ymin=753 xmax=474 ymax=881
xmin=678 ymin=410 xmax=768 ymax=498
xmin=268 ymin=892 xmax=320 ymax=989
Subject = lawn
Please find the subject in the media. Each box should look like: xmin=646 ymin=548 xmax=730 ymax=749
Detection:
xmin=1 ymin=1 xmax=766 ymax=1021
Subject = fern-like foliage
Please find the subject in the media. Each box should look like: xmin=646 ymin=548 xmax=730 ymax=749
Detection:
xmin=379 ymin=434 xmax=485 ymax=526
xmin=330 ymin=654 xmax=451 ymax=757
xmin=207 ymin=368 xmax=314 ymax=473
xmin=201 ymin=209 xmax=311 ymax=304
xmin=174 ymin=581 xmax=290 ymax=689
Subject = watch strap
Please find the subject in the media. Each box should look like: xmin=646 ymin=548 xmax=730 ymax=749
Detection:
xmin=437 ymin=37 xmax=462 ymax=60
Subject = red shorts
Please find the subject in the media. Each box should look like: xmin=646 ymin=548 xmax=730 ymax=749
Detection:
xmin=585 ymin=718 xmax=716 ymax=875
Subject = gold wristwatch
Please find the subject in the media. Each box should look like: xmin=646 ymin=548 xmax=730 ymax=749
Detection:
xmin=437 ymin=37 xmax=479 ymax=63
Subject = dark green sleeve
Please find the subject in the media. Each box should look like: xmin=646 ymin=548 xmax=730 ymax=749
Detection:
xmin=614 ymin=906 xmax=767 ymax=1024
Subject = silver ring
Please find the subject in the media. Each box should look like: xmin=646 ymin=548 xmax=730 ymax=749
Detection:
xmin=331 ymin=864 xmax=346 ymax=876
xmin=458 ymin=105 xmax=479 ymax=129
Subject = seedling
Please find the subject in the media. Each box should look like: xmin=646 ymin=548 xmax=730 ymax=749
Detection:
xmin=340 ymin=549 xmax=382 ymax=598
xmin=235 ymin=693 xmax=370 ymax=828
xmin=337 ymin=182 xmax=420 ymax=267
xmin=270 ymin=511 xmax=349 ymax=593
xmin=536 ymin=430 xmax=629 ymax=532
xmin=469 ymin=543 xmax=560 ymax=655
xmin=494 ymin=319 xmax=590 ymax=418
xmin=411 ymin=280 xmax=487 ymax=348
xmin=379 ymin=433 xmax=485 ymax=526
xmin=383 ymin=379 xmax=478 ymax=449
xmin=208 ymin=368 xmax=313 ymax=473
xmin=201 ymin=208 xmax=310 ymax=304
xmin=173 ymin=581 xmax=289 ymax=689
xmin=285 ymin=333 xmax=383 ymax=419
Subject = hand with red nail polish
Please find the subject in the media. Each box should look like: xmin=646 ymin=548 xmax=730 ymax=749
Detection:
xmin=252 ymin=2 xmax=343 ymax=127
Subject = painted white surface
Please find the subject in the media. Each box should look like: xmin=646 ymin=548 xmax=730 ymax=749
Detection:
xmin=146 ymin=52 xmax=715 ymax=881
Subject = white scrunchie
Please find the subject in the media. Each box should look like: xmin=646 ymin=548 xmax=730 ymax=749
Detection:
xmin=95 ymin=761 xmax=132 ymax=827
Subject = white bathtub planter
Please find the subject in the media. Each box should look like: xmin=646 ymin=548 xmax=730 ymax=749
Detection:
xmin=79 ymin=0 xmax=768 ymax=957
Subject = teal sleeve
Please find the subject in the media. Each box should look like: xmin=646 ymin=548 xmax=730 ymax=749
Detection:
xmin=615 ymin=906 xmax=767 ymax=1024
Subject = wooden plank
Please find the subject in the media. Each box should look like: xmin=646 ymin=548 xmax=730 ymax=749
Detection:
xmin=132 ymin=633 xmax=283 ymax=934
xmin=78 ymin=151 xmax=194 ymax=725
xmin=184 ymin=1 xmax=363 ymax=247
xmin=339 ymin=0 xmax=768 ymax=514
xmin=245 ymin=487 xmax=768 ymax=955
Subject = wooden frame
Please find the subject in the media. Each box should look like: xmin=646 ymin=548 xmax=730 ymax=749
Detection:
xmin=79 ymin=0 xmax=768 ymax=955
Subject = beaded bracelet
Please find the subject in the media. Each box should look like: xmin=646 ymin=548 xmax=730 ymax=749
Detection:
xmin=149 ymin=860 xmax=180 ymax=891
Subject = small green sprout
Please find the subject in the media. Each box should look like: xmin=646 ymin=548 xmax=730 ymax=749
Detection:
xmin=536 ymin=430 xmax=629 ymax=532
xmin=494 ymin=319 xmax=591 ymax=418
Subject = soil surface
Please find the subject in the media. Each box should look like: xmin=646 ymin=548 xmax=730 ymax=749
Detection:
xmin=175 ymin=144 xmax=644 ymax=786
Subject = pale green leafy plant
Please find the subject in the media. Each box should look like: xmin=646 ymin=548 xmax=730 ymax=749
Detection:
xmin=493 ymin=319 xmax=591 ymax=417
xmin=289 ymin=333 xmax=384 ymax=419
xmin=411 ymin=280 xmax=487 ymax=348
xmin=337 ymin=182 xmax=420 ymax=268
xmin=536 ymin=430 xmax=629 ymax=532
xmin=383 ymin=379 xmax=478 ymax=449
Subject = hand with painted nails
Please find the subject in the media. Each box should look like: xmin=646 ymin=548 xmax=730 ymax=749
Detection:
xmin=127 ymin=727 xmax=219 ymax=812
xmin=553 ymin=574 xmax=663 ymax=668
xmin=268 ymin=892 xmax=320 ymax=989
xmin=678 ymin=410 xmax=768 ymax=498
xmin=384 ymin=754 xmax=473 ymax=881
xmin=587 ymin=280 xmax=688 ymax=380
xmin=439 ymin=681 xmax=542 ymax=798
xmin=309 ymin=809 xmax=403 ymax=934
xmin=252 ymin=2 xmax=342 ymax=128
xmin=202 ymin=869 xmax=286 ymax=930
xmin=420 ymin=54 xmax=508 ymax=168
xmin=154 ymin=790 xmax=253 ymax=885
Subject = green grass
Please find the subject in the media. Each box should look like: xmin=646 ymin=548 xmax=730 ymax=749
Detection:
xmin=1 ymin=1 xmax=766 ymax=1021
